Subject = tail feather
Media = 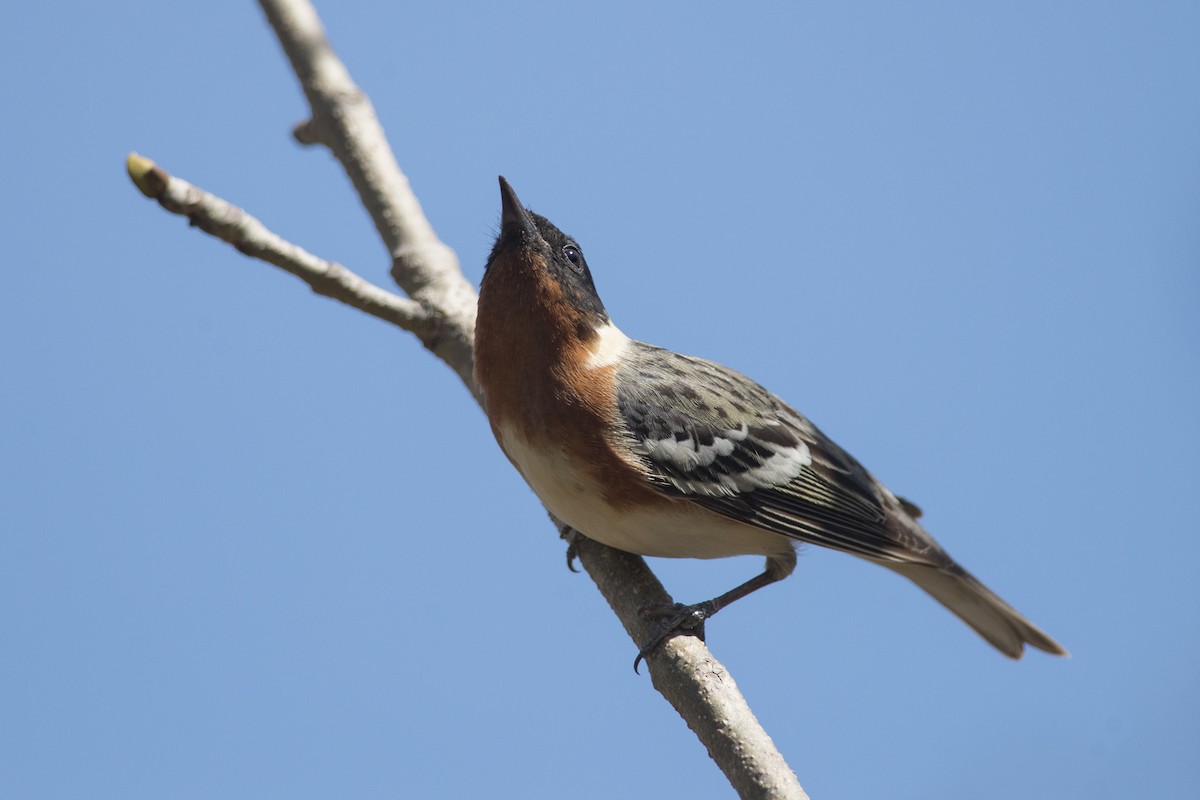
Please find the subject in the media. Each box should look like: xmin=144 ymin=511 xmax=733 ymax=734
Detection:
xmin=890 ymin=563 xmax=1067 ymax=658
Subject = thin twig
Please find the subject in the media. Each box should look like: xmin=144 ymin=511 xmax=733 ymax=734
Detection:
xmin=126 ymin=154 xmax=432 ymax=339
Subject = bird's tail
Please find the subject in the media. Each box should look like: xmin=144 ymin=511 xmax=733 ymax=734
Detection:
xmin=889 ymin=562 xmax=1067 ymax=658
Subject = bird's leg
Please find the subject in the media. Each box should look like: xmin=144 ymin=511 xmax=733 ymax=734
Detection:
xmin=634 ymin=551 xmax=796 ymax=673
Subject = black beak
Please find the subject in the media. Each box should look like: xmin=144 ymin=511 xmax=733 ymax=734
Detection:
xmin=498 ymin=176 xmax=539 ymax=241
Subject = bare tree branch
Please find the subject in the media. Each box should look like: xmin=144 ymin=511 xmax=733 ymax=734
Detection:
xmin=126 ymin=1 xmax=809 ymax=796
xmin=574 ymin=537 xmax=809 ymax=800
xmin=258 ymin=0 xmax=478 ymax=392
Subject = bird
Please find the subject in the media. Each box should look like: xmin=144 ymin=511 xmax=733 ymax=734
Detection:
xmin=474 ymin=176 xmax=1066 ymax=666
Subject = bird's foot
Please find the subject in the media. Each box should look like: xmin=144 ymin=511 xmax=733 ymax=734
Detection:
xmin=633 ymin=601 xmax=716 ymax=673
xmin=556 ymin=523 xmax=582 ymax=573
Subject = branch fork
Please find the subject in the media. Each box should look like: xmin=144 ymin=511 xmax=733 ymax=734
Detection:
xmin=127 ymin=2 xmax=807 ymax=797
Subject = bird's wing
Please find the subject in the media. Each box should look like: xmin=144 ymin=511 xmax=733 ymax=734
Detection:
xmin=614 ymin=343 xmax=949 ymax=567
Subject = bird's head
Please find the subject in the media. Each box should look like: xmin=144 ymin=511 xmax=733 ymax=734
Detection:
xmin=481 ymin=177 xmax=609 ymax=333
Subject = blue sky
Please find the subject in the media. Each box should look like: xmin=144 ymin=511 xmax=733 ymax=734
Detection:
xmin=2 ymin=2 xmax=1198 ymax=797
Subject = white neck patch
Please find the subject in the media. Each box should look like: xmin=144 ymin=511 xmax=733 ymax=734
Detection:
xmin=584 ymin=322 xmax=632 ymax=369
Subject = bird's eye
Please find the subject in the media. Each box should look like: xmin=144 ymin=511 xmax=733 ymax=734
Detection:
xmin=562 ymin=245 xmax=584 ymax=273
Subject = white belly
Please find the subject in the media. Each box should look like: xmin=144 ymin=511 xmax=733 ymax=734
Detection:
xmin=497 ymin=424 xmax=792 ymax=560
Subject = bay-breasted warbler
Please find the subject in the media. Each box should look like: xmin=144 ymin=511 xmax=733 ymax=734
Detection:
xmin=474 ymin=177 xmax=1065 ymax=665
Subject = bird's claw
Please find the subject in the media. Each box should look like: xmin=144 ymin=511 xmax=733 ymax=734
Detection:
xmin=632 ymin=601 xmax=715 ymax=673
xmin=557 ymin=523 xmax=582 ymax=573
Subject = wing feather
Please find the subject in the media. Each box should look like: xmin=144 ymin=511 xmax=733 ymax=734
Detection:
xmin=615 ymin=343 xmax=948 ymax=567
